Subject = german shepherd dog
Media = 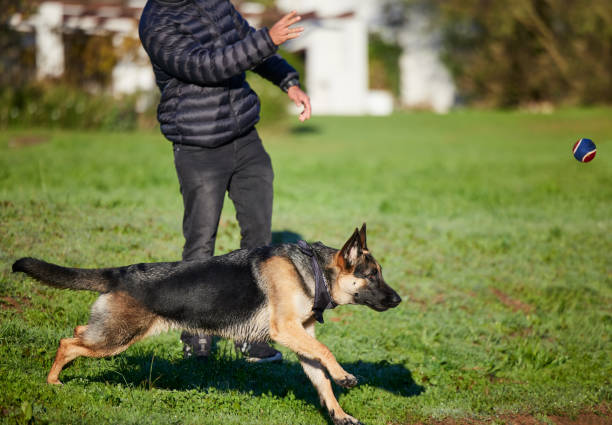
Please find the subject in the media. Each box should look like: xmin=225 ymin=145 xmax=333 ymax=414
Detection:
xmin=12 ymin=224 xmax=401 ymax=425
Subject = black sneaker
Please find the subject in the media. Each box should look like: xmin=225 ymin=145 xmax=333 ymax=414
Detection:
xmin=235 ymin=341 xmax=282 ymax=363
xmin=181 ymin=331 xmax=212 ymax=360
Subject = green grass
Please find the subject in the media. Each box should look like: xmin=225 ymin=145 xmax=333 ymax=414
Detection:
xmin=1 ymin=108 xmax=611 ymax=424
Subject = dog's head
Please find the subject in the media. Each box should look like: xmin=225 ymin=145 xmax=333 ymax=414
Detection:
xmin=331 ymin=224 xmax=401 ymax=311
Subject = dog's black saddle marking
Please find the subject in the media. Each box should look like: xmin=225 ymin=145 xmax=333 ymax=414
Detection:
xmin=297 ymin=240 xmax=337 ymax=323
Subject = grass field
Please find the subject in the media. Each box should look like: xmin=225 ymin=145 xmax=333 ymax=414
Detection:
xmin=1 ymin=109 xmax=611 ymax=424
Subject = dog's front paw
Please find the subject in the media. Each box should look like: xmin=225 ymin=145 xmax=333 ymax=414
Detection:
xmin=335 ymin=373 xmax=358 ymax=388
xmin=331 ymin=412 xmax=363 ymax=425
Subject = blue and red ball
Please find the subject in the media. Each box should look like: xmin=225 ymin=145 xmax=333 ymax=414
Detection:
xmin=572 ymin=138 xmax=597 ymax=163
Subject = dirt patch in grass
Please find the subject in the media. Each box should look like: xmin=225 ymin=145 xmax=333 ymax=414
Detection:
xmin=0 ymin=296 xmax=31 ymax=313
xmin=490 ymin=288 xmax=534 ymax=314
xmin=8 ymin=135 xmax=50 ymax=148
xmin=549 ymin=404 xmax=611 ymax=425
xmin=412 ymin=404 xmax=610 ymax=425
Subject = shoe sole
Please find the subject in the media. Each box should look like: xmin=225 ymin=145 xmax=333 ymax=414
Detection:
xmin=243 ymin=352 xmax=283 ymax=363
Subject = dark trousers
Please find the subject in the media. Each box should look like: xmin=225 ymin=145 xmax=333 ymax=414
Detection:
xmin=173 ymin=127 xmax=274 ymax=261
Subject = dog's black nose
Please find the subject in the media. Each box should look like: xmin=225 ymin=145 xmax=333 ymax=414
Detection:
xmin=387 ymin=293 xmax=402 ymax=307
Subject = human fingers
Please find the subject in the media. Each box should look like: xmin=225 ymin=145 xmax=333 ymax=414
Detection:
xmin=284 ymin=14 xmax=301 ymax=28
xmin=279 ymin=10 xmax=298 ymax=24
xmin=295 ymin=93 xmax=311 ymax=122
xmin=284 ymin=29 xmax=304 ymax=41
xmin=299 ymin=103 xmax=311 ymax=122
xmin=270 ymin=14 xmax=302 ymax=45
xmin=287 ymin=26 xmax=304 ymax=34
xmin=301 ymin=95 xmax=311 ymax=121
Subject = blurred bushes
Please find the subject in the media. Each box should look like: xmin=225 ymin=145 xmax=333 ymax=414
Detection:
xmin=64 ymin=31 xmax=118 ymax=89
xmin=436 ymin=0 xmax=612 ymax=107
xmin=368 ymin=34 xmax=402 ymax=97
xmin=0 ymin=20 xmax=146 ymax=131
xmin=0 ymin=84 xmax=141 ymax=130
xmin=0 ymin=44 xmax=301 ymax=130
xmin=0 ymin=0 xmax=37 ymax=89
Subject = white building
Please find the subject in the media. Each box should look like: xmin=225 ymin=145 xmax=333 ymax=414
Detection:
xmin=275 ymin=0 xmax=455 ymax=114
xmin=275 ymin=0 xmax=390 ymax=115
xmin=397 ymin=5 xmax=455 ymax=113
xmin=11 ymin=0 xmax=155 ymax=100
xmin=12 ymin=0 xmax=455 ymax=115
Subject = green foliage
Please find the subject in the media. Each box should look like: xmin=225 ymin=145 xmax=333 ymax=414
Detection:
xmin=63 ymin=31 xmax=118 ymax=89
xmin=0 ymin=84 xmax=141 ymax=130
xmin=368 ymin=33 xmax=402 ymax=97
xmin=0 ymin=0 xmax=37 ymax=87
xmin=1 ymin=109 xmax=611 ymax=424
xmin=435 ymin=0 xmax=612 ymax=106
xmin=0 ymin=47 xmax=301 ymax=131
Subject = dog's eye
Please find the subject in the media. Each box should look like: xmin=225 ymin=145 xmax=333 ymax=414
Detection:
xmin=368 ymin=269 xmax=378 ymax=279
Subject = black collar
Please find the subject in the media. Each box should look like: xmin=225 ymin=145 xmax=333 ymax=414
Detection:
xmin=297 ymin=240 xmax=337 ymax=323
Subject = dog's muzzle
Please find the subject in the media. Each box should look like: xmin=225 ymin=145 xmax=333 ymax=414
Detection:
xmin=386 ymin=293 xmax=402 ymax=308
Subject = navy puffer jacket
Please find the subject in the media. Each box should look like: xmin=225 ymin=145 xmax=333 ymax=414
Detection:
xmin=139 ymin=0 xmax=299 ymax=147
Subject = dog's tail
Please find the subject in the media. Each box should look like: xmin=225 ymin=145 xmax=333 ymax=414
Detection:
xmin=12 ymin=257 xmax=114 ymax=293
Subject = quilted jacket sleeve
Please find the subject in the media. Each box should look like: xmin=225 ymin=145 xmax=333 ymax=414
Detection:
xmin=139 ymin=19 xmax=279 ymax=85
xmin=229 ymin=3 xmax=300 ymax=90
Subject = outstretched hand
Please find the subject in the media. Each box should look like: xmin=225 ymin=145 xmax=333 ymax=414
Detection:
xmin=287 ymin=85 xmax=311 ymax=122
xmin=269 ymin=11 xmax=304 ymax=46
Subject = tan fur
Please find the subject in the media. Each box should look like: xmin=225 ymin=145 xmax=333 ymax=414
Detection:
xmin=261 ymin=256 xmax=359 ymax=423
xmin=47 ymin=291 xmax=166 ymax=385
xmin=46 ymin=281 xmax=272 ymax=385
xmin=331 ymin=252 xmax=368 ymax=306
xmin=297 ymin=319 xmax=359 ymax=424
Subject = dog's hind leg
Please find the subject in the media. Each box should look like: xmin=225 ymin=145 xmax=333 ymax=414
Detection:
xmin=47 ymin=292 xmax=165 ymax=385
xmin=48 ymin=337 xmax=88 ymax=384
xmin=47 ymin=336 xmax=126 ymax=384
xmin=73 ymin=325 xmax=87 ymax=337
xmin=297 ymin=321 xmax=361 ymax=425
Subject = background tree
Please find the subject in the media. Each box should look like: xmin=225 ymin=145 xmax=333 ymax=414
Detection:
xmin=433 ymin=0 xmax=612 ymax=107
xmin=0 ymin=0 xmax=38 ymax=88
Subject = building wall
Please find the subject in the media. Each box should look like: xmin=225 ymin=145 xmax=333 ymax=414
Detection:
xmin=34 ymin=2 xmax=65 ymax=79
xmin=23 ymin=0 xmax=456 ymax=115
xmin=275 ymin=0 xmax=454 ymax=114
xmin=21 ymin=1 xmax=154 ymax=98
xmin=398 ymin=7 xmax=455 ymax=113
xmin=275 ymin=0 xmax=393 ymax=115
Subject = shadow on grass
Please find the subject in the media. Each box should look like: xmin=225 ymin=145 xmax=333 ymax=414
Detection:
xmin=289 ymin=124 xmax=321 ymax=135
xmin=88 ymin=354 xmax=423 ymax=409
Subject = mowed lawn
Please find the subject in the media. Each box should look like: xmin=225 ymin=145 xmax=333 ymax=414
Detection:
xmin=0 ymin=109 xmax=610 ymax=424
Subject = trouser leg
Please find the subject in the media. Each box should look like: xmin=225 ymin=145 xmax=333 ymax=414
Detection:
xmin=173 ymin=143 xmax=233 ymax=261
xmin=228 ymin=128 xmax=274 ymax=250
xmin=172 ymin=130 xmax=277 ymax=361
xmin=228 ymin=129 xmax=280 ymax=362
xmin=173 ymin=143 xmax=233 ymax=357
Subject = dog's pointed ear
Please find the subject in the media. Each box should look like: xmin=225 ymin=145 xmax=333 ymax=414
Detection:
xmin=359 ymin=222 xmax=367 ymax=250
xmin=339 ymin=228 xmax=363 ymax=268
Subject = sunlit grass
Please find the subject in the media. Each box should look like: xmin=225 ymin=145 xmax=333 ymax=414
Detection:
xmin=1 ymin=108 xmax=610 ymax=424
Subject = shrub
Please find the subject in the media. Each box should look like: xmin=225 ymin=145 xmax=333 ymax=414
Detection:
xmin=368 ymin=33 xmax=402 ymax=97
xmin=435 ymin=0 xmax=612 ymax=107
xmin=0 ymin=84 xmax=140 ymax=131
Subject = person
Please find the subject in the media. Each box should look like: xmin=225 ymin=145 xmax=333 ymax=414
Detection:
xmin=139 ymin=0 xmax=311 ymax=362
